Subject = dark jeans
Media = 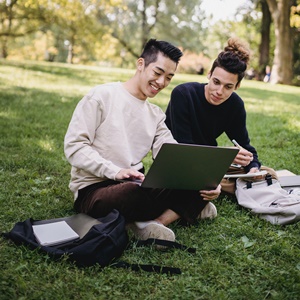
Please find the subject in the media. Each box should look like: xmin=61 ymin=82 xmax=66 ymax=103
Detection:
xmin=74 ymin=180 xmax=208 ymax=224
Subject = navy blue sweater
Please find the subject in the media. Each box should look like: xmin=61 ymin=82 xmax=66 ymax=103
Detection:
xmin=165 ymin=82 xmax=261 ymax=172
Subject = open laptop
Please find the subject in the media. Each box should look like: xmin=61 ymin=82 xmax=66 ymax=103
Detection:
xmin=123 ymin=143 xmax=239 ymax=191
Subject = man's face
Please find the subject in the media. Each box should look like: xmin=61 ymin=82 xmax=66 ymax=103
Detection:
xmin=137 ymin=52 xmax=177 ymax=100
xmin=205 ymin=67 xmax=239 ymax=106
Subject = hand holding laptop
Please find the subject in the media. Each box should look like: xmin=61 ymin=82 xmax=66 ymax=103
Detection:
xmin=200 ymin=184 xmax=221 ymax=200
xmin=116 ymin=168 xmax=145 ymax=182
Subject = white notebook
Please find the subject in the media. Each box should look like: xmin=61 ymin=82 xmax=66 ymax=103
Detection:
xmin=224 ymin=170 xmax=267 ymax=179
xmin=32 ymin=221 xmax=80 ymax=246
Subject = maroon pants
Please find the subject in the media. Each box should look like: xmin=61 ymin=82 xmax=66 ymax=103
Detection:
xmin=74 ymin=180 xmax=208 ymax=224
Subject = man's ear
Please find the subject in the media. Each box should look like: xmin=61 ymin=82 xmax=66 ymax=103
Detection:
xmin=235 ymin=82 xmax=241 ymax=90
xmin=207 ymin=72 xmax=211 ymax=79
xmin=137 ymin=58 xmax=145 ymax=71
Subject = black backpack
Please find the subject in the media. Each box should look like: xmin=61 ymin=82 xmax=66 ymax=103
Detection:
xmin=2 ymin=209 xmax=195 ymax=274
xmin=2 ymin=209 xmax=128 ymax=267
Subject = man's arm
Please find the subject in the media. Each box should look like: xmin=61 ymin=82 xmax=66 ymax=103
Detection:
xmin=64 ymin=96 xmax=121 ymax=180
xmin=165 ymin=87 xmax=195 ymax=144
xmin=151 ymin=110 xmax=177 ymax=159
xmin=225 ymin=100 xmax=261 ymax=172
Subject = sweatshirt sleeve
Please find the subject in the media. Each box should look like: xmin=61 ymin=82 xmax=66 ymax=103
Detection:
xmin=64 ymin=95 xmax=121 ymax=180
xmin=152 ymin=109 xmax=177 ymax=159
xmin=225 ymin=100 xmax=261 ymax=172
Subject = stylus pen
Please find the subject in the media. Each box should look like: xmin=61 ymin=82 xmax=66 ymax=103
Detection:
xmin=232 ymin=139 xmax=242 ymax=149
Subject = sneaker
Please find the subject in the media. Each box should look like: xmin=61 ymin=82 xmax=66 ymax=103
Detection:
xmin=127 ymin=221 xmax=175 ymax=242
xmin=199 ymin=202 xmax=217 ymax=219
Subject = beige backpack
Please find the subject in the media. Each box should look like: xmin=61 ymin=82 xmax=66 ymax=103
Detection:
xmin=235 ymin=174 xmax=300 ymax=225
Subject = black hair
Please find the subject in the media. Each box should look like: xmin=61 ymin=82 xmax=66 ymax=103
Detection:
xmin=140 ymin=39 xmax=183 ymax=67
xmin=210 ymin=38 xmax=250 ymax=86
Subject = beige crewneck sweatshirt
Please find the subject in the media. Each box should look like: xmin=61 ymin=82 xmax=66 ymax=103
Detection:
xmin=64 ymin=82 xmax=176 ymax=199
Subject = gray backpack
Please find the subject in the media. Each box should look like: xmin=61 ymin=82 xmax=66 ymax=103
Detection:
xmin=235 ymin=174 xmax=300 ymax=225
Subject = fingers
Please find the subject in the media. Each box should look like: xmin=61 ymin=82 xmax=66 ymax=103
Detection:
xmin=200 ymin=184 xmax=221 ymax=201
xmin=234 ymin=148 xmax=253 ymax=166
xmin=115 ymin=169 xmax=145 ymax=181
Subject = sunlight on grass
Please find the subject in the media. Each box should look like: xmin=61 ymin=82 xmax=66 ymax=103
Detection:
xmin=38 ymin=139 xmax=55 ymax=152
xmin=0 ymin=110 xmax=18 ymax=119
xmin=247 ymin=99 xmax=298 ymax=114
xmin=287 ymin=119 xmax=300 ymax=130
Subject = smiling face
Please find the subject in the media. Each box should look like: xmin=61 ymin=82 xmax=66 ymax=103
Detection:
xmin=136 ymin=52 xmax=177 ymax=100
xmin=204 ymin=67 xmax=240 ymax=106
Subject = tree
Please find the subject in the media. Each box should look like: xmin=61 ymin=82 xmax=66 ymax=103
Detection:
xmin=291 ymin=0 xmax=300 ymax=84
xmin=258 ymin=0 xmax=272 ymax=80
xmin=96 ymin=0 xmax=207 ymax=60
xmin=203 ymin=1 xmax=262 ymax=72
xmin=0 ymin=0 xmax=53 ymax=58
xmin=266 ymin=0 xmax=294 ymax=84
xmin=43 ymin=0 xmax=106 ymax=64
xmin=0 ymin=0 xmax=110 ymax=63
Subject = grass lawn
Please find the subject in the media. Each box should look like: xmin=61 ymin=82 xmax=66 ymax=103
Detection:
xmin=0 ymin=59 xmax=300 ymax=300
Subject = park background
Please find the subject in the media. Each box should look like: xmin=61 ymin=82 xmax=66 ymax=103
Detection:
xmin=1 ymin=0 xmax=300 ymax=85
xmin=1 ymin=1 xmax=300 ymax=299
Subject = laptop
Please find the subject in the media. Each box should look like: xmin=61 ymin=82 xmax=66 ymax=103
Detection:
xmin=123 ymin=143 xmax=238 ymax=191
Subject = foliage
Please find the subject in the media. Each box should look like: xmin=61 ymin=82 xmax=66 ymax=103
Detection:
xmin=0 ymin=60 xmax=300 ymax=299
xmin=1 ymin=0 xmax=209 ymax=65
xmin=96 ymin=0 xmax=208 ymax=59
xmin=291 ymin=1 xmax=300 ymax=83
xmin=0 ymin=0 xmax=114 ymax=62
xmin=1 ymin=0 xmax=300 ymax=85
xmin=291 ymin=1 xmax=300 ymax=28
xmin=0 ymin=0 xmax=47 ymax=57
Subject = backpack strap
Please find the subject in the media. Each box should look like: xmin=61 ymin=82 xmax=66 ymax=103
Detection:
xmin=246 ymin=181 xmax=253 ymax=189
xmin=113 ymin=261 xmax=181 ymax=275
xmin=135 ymin=238 xmax=196 ymax=253
xmin=265 ymin=173 xmax=273 ymax=186
xmin=113 ymin=238 xmax=196 ymax=275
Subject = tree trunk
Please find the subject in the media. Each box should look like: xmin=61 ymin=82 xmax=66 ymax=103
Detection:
xmin=67 ymin=33 xmax=76 ymax=64
xmin=258 ymin=0 xmax=272 ymax=80
xmin=266 ymin=0 xmax=293 ymax=84
xmin=1 ymin=37 xmax=8 ymax=58
xmin=67 ymin=43 xmax=73 ymax=64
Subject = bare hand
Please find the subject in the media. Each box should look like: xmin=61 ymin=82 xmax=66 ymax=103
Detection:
xmin=200 ymin=184 xmax=221 ymax=201
xmin=233 ymin=148 xmax=253 ymax=167
xmin=115 ymin=169 xmax=145 ymax=181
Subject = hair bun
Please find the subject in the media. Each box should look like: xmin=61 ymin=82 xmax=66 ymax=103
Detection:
xmin=224 ymin=38 xmax=250 ymax=65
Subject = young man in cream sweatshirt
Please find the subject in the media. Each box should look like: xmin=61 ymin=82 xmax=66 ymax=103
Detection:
xmin=64 ymin=39 xmax=220 ymax=242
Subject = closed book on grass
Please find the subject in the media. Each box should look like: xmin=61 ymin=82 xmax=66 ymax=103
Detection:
xmin=32 ymin=221 xmax=80 ymax=246
xmin=279 ymin=175 xmax=300 ymax=189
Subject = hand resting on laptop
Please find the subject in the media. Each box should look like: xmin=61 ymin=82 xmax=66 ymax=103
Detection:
xmin=115 ymin=168 xmax=145 ymax=182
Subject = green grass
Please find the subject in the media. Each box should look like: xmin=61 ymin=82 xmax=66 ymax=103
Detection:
xmin=1 ymin=59 xmax=300 ymax=300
